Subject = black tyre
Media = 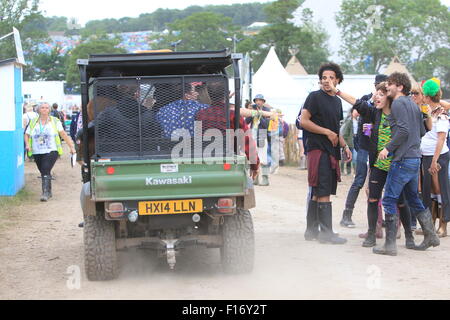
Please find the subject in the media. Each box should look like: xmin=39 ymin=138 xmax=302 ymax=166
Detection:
xmin=220 ymin=209 xmax=255 ymax=274
xmin=83 ymin=215 xmax=118 ymax=281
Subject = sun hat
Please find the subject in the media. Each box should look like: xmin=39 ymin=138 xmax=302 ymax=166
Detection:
xmin=253 ymin=94 xmax=266 ymax=103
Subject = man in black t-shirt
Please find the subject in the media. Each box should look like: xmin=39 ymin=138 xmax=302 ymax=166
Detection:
xmin=299 ymin=63 xmax=352 ymax=245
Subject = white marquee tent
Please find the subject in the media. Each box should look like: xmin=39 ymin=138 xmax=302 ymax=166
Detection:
xmin=251 ymin=46 xmax=305 ymax=124
xmin=231 ymin=47 xmax=377 ymax=123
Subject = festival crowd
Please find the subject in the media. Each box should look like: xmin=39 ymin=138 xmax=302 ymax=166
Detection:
xmin=296 ymin=62 xmax=450 ymax=256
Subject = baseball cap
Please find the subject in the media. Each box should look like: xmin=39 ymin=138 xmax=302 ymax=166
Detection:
xmin=253 ymin=94 xmax=266 ymax=103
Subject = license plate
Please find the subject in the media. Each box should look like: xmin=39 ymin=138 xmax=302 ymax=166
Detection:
xmin=138 ymin=199 xmax=203 ymax=215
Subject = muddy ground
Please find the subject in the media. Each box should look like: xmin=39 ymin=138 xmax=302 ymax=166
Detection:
xmin=1 ymin=145 xmax=449 ymax=300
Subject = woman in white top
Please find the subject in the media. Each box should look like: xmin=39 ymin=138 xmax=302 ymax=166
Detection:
xmin=24 ymin=102 xmax=76 ymax=202
xmin=420 ymin=79 xmax=450 ymax=237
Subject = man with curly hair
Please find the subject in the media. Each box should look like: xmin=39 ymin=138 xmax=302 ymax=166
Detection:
xmin=299 ymin=62 xmax=352 ymax=245
xmin=375 ymin=72 xmax=440 ymax=256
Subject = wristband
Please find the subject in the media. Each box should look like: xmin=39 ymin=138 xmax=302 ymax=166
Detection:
xmin=336 ymin=89 xmax=341 ymax=96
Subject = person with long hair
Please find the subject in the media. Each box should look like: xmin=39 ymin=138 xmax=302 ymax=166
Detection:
xmin=330 ymin=82 xmax=415 ymax=249
xmin=24 ymin=102 xmax=76 ymax=201
xmin=420 ymin=78 xmax=450 ymax=238
xmin=339 ymin=74 xmax=388 ymax=228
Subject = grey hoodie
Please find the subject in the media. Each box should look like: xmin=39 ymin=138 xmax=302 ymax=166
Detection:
xmin=385 ymin=96 xmax=425 ymax=161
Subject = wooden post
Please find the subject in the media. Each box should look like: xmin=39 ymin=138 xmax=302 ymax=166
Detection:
xmin=283 ymin=124 xmax=300 ymax=166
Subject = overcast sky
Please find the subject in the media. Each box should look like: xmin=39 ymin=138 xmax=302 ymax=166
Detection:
xmin=39 ymin=0 xmax=450 ymax=26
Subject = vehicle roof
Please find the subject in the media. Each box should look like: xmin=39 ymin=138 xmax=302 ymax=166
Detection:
xmin=80 ymin=49 xmax=233 ymax=78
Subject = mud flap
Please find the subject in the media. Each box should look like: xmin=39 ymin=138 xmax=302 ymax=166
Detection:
xmin=244 ymin=177 xmax=256 ymax=210
xmin=80 ymin=182 xmax=96 ymax=217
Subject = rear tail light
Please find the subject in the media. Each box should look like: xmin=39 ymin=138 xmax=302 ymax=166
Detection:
xmin=106 ymin=167 xmax=115 ymax=175
xmin=223 ymin=163 xmax=232 ymax=171
xmin=216 ymin=198 xmax=235 ymax=214
xmin=106 ymin=202 xmax=126 ymax=219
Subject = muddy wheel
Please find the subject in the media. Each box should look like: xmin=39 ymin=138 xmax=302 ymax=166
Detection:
xmin=220 ymin=209 xmax=255 ymax=274
xmin=83 ymin=215 xmax=118 ymax=281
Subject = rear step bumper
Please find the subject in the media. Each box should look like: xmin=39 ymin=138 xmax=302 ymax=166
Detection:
xmin=116 ymin=234 xmax=223 ymax=250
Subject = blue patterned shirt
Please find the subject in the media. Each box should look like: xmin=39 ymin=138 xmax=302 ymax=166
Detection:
xmin=156 ymin=99 xmax=210 ymax=138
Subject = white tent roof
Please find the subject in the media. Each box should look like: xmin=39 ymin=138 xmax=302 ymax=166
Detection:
xmin=383 ymin=56 xmax=418 ymax=87
xmin=285 ymin=55 xmax=308 ymax=75
xmin=252 ymin=47 xmax=304 ymax=123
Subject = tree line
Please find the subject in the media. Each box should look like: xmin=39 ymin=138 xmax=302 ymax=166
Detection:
xmin=0 ymin=0 xmax=449 ymax=97
xmin=32 ymin=3 xmax=270 ymax=36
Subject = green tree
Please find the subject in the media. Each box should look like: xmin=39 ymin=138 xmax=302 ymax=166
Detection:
xmin=65 ymin=36 xmax=126 ymax=92
xmin=44 ymin=16 xmax=69 ymax=32
xmin=413 ymin=47 xmax=450 ymax=98
xmin=336 ymin=0 xmax=450 ymax=76
xmin=238 ymin=0 xmax=330 ymax=73
xmin=0 ymin=0 xmax=50 ymax=81
xmin=156 ymin=12 xmax=240 ymax=52
xmin=30 ymin=46 xmax=67 ymax=81
xmin=0 ymin=0 xmax=47 ymax=61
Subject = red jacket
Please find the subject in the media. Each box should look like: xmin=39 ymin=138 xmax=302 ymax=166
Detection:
xmin=307 ymin=149 xmax=341 ymax=187
xmin=196 ymin=106 xmax=260 ymax=171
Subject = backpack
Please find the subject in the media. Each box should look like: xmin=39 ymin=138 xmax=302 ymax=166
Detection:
xmin=51 ymin=110 xmax=66 ymax=130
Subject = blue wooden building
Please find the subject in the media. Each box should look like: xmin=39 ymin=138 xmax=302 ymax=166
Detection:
xmin=0 ymin=58 xmax=25 ymax=196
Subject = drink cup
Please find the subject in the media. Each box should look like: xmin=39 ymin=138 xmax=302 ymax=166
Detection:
xmin=421 ymin=105 xmax=429 ymax=113
xmin=363 ymin=123 xmax=373 ymax=136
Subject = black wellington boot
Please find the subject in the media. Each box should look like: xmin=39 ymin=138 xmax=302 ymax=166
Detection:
xmin=48 ymin=175 xmax=53 ymax=198
xmin=398 ymin=205 xmax=415 ymax=249
xmin=340 ymin=209 xmax=356 ymax=228
xmin=362 ymin=202 xmax=378 ymax=247
xmin=373 ymin=214 xmax=397 ymax=256
xmin=414 ymin=208 xmax=440 ymax=251
xmin=40 ymin=175 xmax=51 ymax=202
xmin=317 ymin=202 xmax=347 ymax=245
xmin=304 ymin=200 xmax=319 ymax=241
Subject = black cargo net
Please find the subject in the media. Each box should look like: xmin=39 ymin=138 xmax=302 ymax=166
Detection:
xmin=93 ymin=76 xmax=231 ymax=159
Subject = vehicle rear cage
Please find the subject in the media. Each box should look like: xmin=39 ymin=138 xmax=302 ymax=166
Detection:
xmin=77 ymin=50 xmax=242 ymax=182
xmin=91 ymin=74 xmax=230 ymax=160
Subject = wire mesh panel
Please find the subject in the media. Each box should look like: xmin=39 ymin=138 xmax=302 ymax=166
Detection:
xmin=92 ymin=75 xmax=230 ymax=160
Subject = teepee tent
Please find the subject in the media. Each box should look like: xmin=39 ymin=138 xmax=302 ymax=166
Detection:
xmin=384 ymin=56 xmax=418 ymax=87
xmin=252 ymin=47 xmax=304 ymax=123
xmin=285 ymin=55 xmax=308 ymax=76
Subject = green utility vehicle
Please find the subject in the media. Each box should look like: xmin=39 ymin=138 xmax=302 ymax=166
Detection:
xmin=77 ymin=50 xmax=256 ymax=280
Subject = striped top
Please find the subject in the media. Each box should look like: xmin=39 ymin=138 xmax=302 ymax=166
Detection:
xmin=374 ymin=113 xmax=393 ymax=172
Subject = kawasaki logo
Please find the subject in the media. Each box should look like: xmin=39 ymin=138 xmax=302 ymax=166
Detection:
xmin=146 ymin=176 xmax=193 ymax=186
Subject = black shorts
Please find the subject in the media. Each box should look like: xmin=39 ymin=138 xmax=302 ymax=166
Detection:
xmin=312 ymin=152 xmax=337 ymax=198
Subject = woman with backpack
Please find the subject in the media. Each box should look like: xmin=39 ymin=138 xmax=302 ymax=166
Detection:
xmin=24 ymin=102 xmax=76 ymax=202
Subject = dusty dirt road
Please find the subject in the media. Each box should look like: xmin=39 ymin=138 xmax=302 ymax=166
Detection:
xmin=1 ymin=146 xmax=450 ymax=300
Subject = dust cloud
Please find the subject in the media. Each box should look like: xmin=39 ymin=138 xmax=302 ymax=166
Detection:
xmin=1 ymin=146 xmax=449 ymax=300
